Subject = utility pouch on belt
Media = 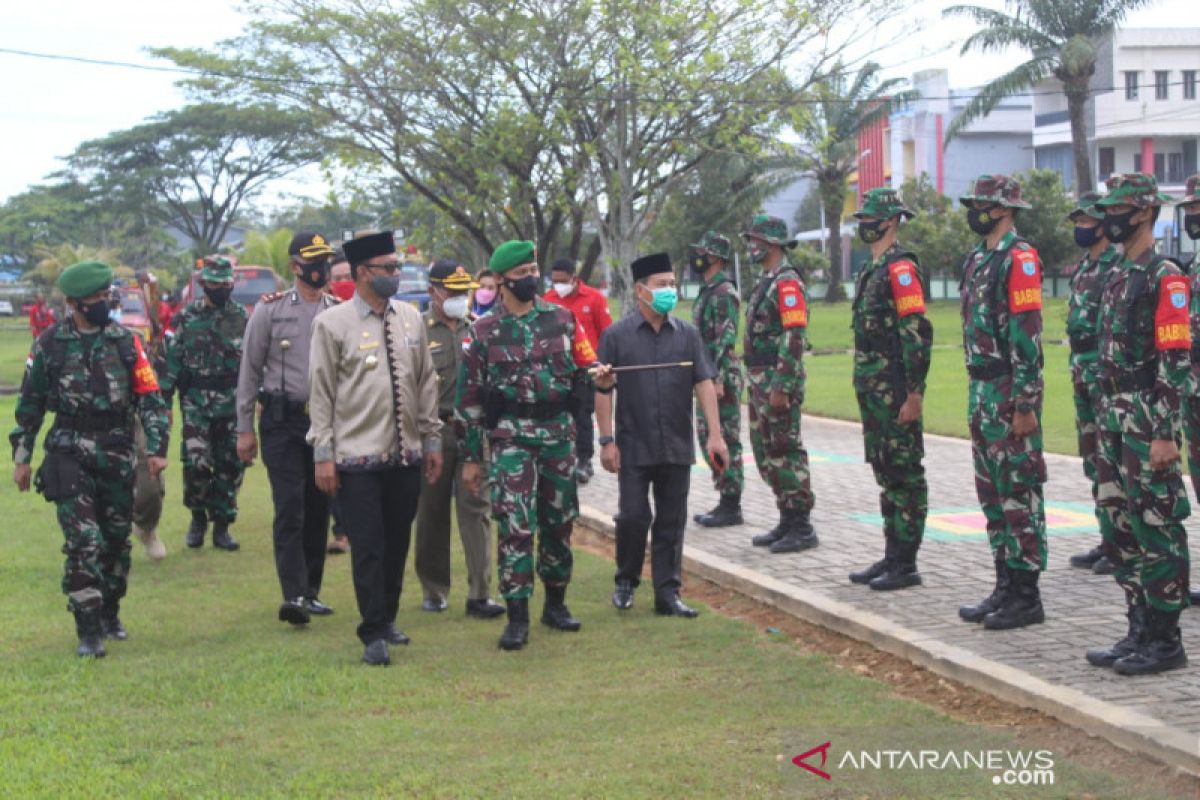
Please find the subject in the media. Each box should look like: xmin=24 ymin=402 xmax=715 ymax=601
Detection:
xmin=36 ymin=433 xmax=81 ymax=503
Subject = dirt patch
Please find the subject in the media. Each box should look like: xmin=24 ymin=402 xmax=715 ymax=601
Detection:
xmin=573 ymin=526 xmax=1200 ymax=798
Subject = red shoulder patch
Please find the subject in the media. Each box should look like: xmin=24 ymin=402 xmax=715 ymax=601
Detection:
xmin=1155 ymin=275 xmax=1190 ymax=351
xmin=887 ymin=260 xmax=925 ymax=318
xmin=132 ymin=335 xmax=160 ymax=395
xmin=777 ymin=280 xmax=808 ymax=329
xmin=571 ymin=321 xmax=596 ymax=367
xmin=1008 ymin=248 xmax=1042 ymax=313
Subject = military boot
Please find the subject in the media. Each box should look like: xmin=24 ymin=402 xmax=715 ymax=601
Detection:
xmin=769 ymin=511 xmax=819 ymax=554
xmin=100 ymin=602 xmax=127 ymax=641
xmin=1086 ymin=603 xmax=1146 ymax=668
xmin=1069 ymin=544 xmax=1104 ymax=569
xmin=869 ymin=543 xmax=923 ymax=591
xmin=75 ymin=608 xmax=107 ymax=658
xmin=211 ymin=523 xmax=240 ymax=552
xmin=851 ymin=539 xmax=898 ymax=585
xmin=750 ymin=516 xmax=784 ymax=547
xmin=499 ymin=599 xmax=530 ymax=651
xmin=695 ymin=495 xmax=744 ymax=528
xmin=983 ymin=568 xmax=1045 ymax=630
xmin=541 ymin=585 xmax=582 ymax=631
xmin=959 ymin=559 xmax=1011 ymax=623
xmin=1113 ymin=608 xmax=1188 ymax=676
xmin=186 ymin=510 xmax=207 ymax=549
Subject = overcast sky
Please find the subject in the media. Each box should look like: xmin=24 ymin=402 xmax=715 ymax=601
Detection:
xmin=1 ymin=0 xmax=1195 ymax=203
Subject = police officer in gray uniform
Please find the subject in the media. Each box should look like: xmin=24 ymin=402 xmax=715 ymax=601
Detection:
xmin=236 ymin=232 xmax=341 ymax=625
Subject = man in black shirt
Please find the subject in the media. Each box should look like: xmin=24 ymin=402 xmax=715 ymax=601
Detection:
xmin=593 ymin=253 xmax=726 ymax=617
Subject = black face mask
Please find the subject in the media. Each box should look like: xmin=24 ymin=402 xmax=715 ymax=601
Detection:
xmin=77 ymin=299 xmax=111 ymax=328
xmin=205 ymin=286 xmax=233 ymax=307
xmin=1073 ymin=224 xmax=1103 ymax=248
xmin=298 ymin=261 xmax=329 ymax=289
xmin=504 ymin=275 xmax=540 ymax=303
xmin=1184 ymin=213 xmax=1200 ymax=241
xmin=857 ymin=219 xmax=886 ymax=244
xmin=967 ymin=207 xmax=1001 ymax=237
xmin=1104 ymin=209 xmax=1140 ymax=244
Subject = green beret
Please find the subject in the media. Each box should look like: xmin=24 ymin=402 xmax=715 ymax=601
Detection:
xmin=200 ymin=256 xmax=234 ymax=283
xmin=489 ymin=240 xmax=536 ymax=274
xmin=57 ymin=260 xmax=114 ymax=300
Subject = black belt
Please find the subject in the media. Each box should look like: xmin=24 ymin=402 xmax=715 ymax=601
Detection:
xmin=1100 ymin=365 xmax=1156 ymax=393
xmin=966 ymin=362 xmax=1012 ymax=380
xmin=744 ymin=352 xmax=776 ymax=368
xmin=54 ymin=410 xmax=132 ymax=433
xmin=188 ymin=374 xmax=238 ymax=391
xmin=1069 ymin=335 xmax=1098 ymax=354
xmin=500 ymin=400 xmax=569 ymax=420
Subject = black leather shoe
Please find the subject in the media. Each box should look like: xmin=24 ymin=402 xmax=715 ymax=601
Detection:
xmin=769 ymin=522 xmax=819 ymax=554
xmin=959 ymin=560 xmax=1010 ymax=622
xmin=75 ymin=609 xmax=107 ymax=658
xmin=655 ymin=595 xmax=699 ymax=618
xmin=1087 ymin=604 xmax=1145 ymax=668
xmin=849 ymin=559 xmax=890 ymax=585
xmin=305 ymin=597 xmax=334 ymax=616
xmin=421 ymin=596 xmax=448 ymax=612
xmin=362 ymin=639 xmax=390 ymax=666
xmin=1092 ymin=556 xmax=1114 ymax=575
xmin=499 ymin=599 xmax=530 ymax=651
xmin=465 ymin=598 xmax=506 ymax=619
xmin=983 ymin=569 xmax=1044 ymax=630
xmin=1069 ymin=545 xmax=1104 ymax=569
xmin=541 ymin=585 xmax=581 ymax=631
xmin=612 ymin=580 xmax=635 ymax=610
xmin=385 ymin=624 xmax=411 ymax=645
xmin=869 ymin=561 xmax=923 ymax=591
xmin=1113 ymin=609 xmax=1187 ymax=675
xmin=695 ymin=496 xmax=744 ymax=528
xmin=186 ymin=512 xmax=206 ymax=548
xmin=751 ymin=520 xmax=783 ymax=547
xmin=211 ymin=524 xmax=240 ymax=551
xmin=100 ymin=608 xmax=128 ymax=641
xmin=279 ymin=598 xmax=310 ymax=625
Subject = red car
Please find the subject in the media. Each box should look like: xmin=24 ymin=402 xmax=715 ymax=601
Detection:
xmin=177 ymin=259 xmax=284 ymax=317
xmin=115 ymin=287 xmax=155 ymax=344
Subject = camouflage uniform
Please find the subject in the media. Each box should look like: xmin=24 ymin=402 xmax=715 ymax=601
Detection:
xmin=161 ymin=259 xmax=248 ymax=540
xmin=689 ymin=231 xmax=744 ymax=524
xmin=1087 ymin=173 xmax=1190 ymax=676
xmin=10 ymin=260 xmax=169 ymax=654
xmin=457 ymin=296 xmax=595 ymax=601
xmin=741 ymin=215 xmax=816 ymax=552
xmin=1180 ymin=175 xmax=1200 ymax=504
xmin=849 ymin=189 xmax=932 ymax=586
xmin=1065 ymin=193 xmax=1121 ymax=571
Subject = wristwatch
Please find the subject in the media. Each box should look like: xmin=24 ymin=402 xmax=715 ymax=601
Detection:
xmin=1016 ymin=401 xmax=1034 ymax=414
xmin=598 ymin=435 xmax=615 ymax=446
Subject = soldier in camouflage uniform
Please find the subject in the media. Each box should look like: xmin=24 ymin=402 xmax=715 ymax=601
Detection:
xmin=1181 ymin=175 xmax=1200 ymax=607
xmin=848 ymin=189 xmax=932 ymax=591
xmin=1085 ymin=173 xmax=1191 ymax=676
xmin=162 ymin=257 xmax=248 ymax=551
xmin=1065 ymin=193 xmax=1122 ymax=576
xmin=688 ymin=231 xmax=745 ymax=528
xmin=739 ymin=215 xmax=817 ymax=554
xmin=457 ymin=240 xmax=598 ymax=651
xmin=11 ymin=260 xmax=169 ymax=657
xmin=956 ymin=175 xmax=1049 ymax=631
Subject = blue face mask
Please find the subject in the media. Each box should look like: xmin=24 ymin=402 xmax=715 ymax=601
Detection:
xmin=642 ymin=285 xmax=678 ymax=315
xmin=1073 ymin=224 xmax=1103 ymax=248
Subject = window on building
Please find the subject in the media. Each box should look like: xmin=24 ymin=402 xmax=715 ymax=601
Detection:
xmin=1155 ymin=71 xmax=1169 ymax=100
xmin=1154 ymin=153 xmax=1166 ymax=182
xmin=1185 ymin=71 xmax=1197 ymax=101
xmin=1185 ymin=140 xmax=1198 ymax=175
xmin=1168 ymin=153 xmax=1184 ymax=183
xmin=1133 ymin=153 xmax=1142 ymax=173
xmin=1098 ymin=147 xmax=1115 ymax=179
xmin=1125 ymin=71 xmax=1139 ymax=100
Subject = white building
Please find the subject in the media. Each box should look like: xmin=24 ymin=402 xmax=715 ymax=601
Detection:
xmin=1033 ymin=28 xmax=1200 ymax=194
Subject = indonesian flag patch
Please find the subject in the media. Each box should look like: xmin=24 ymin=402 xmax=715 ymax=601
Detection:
xmin=778 ymin=280 xmax=808 ymax=329
xmin=1008 ymin=248 xmax=1042 ymax=313
xmin=1155 ymin=275 xmax=1191 ymax=351
xmin=131 ymin=335 xmax=161 ymax=395
xmin=888 ymin=260 xmax=925 ymax=317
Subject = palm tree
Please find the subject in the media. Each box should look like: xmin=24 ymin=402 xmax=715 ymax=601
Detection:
xmin=944 ymin=0 xmax=1152 ymax=193
xmin=790 ymin=62 xmax=914 ymax=302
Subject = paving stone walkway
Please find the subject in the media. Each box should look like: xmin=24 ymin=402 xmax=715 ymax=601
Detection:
xmin=577 ymin=412 xmax=1200 ymax=770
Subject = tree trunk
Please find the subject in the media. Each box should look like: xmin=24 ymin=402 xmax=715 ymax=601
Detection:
xmin=820 ymin=179 xmax=848 ymax=302
xmin=1066 ymin=87 xmax=1093 ymax=194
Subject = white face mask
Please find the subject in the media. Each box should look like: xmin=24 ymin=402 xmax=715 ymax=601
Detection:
xmin=442 ymin=295 xmax=469 ymax=319
xmin=553 ymin=281 xmax=575 ymax=297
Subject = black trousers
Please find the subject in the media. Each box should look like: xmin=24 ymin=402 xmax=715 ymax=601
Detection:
xmin=575 ymin=383 xmax=595 ymax=462
xmin=337 ymin=466 xmax=421 ymax=645
xmin=614 ymin=463 xmax=691 ymax=596
xmin=260 ymin=414 xmax=330 ymax=601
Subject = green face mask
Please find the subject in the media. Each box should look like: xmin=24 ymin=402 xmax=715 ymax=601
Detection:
xmin=642 ymin=285 xmax=678 ymax=314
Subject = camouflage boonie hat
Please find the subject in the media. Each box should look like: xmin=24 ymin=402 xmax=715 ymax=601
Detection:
xmin=958 ymin=174 xmax=1031 ymax=209
xmin=690 ymin=230 xmax=732 ymax=261
xmin=1096 ymin=173 xmax=1175 ymax=209
xmin=1181 ymin=174 xmax=1200 ymax=204
xmin=200 ymin=256 xmax=234 ymax=283
xmin=854 ymin=187 xmax=915 ymax=220
xmin=1067 ymin=191 xmax=1106 ymax=221
xmin=740 ymin=214 xmax=797 ymax=248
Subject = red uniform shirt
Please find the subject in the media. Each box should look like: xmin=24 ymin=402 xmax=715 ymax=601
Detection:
xmin=542 ymin=282 xmax=612 ymax=350
xmin=29 ymin=302 xmax=55 ymax=338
